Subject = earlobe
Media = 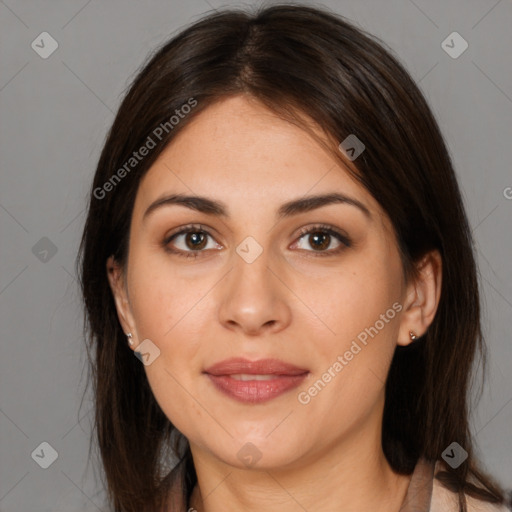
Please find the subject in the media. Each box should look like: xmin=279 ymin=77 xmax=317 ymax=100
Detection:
xmin=106 ymin=255 xmax=136 ymax=342
xmin=397 ymin=250 xmax=442 ymax=346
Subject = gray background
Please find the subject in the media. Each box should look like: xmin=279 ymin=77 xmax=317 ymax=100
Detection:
xmin=1 ymin=0 xmax=511 ymax=510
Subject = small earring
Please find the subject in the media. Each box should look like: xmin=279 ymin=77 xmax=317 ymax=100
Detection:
xmin=409 ymin=330 xmax=418 ymax=341
xmin=126 ymin=333 xmax=134 ymax=346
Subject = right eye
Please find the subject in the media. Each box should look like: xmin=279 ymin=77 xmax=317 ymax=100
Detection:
xmin=162 ymin=224 xmax=222 ymax=259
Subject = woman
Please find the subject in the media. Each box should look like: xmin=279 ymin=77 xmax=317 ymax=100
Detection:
xmin=77 ymin=4 xmax=511 ymax=512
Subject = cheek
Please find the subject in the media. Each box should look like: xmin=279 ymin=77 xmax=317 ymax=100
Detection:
xmin=309 ymin=255 xmax=401 ymax=348
xmin=127 ymin=246 xmax=197 ymax=339
xmin=126 ymin=250 xmax=211 ymax=376
xmin=297 ymin=267 xmax=400 ymax=429
xmin=127 ymin=258 xmax=208 ymax=432
xmin=129 ymin=277 xmax=175 ymax=341
xmin=301 ymin=250 xmax=402 ymax=411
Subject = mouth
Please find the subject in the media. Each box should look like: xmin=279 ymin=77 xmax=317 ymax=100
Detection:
xmin=204 ymin=357 xmax=309 ymax=404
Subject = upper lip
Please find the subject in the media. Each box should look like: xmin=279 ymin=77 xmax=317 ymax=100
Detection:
xmin=204 ymin=357 xmax=309 ymax=376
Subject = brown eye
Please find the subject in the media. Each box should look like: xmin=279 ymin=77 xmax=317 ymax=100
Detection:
xmin=183 ymin=231 xmax=208 ymax=250
xmin=292 ymin=224 xmax=351 ymax=257
xmin=163 ymin=224 xmax=221 ymax=259
xmin=307 ymin=231 xmax=331 ymax=251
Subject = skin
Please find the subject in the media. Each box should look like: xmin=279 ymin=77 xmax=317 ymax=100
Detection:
xmin=107 ymin=94 xmax=442 ymax=512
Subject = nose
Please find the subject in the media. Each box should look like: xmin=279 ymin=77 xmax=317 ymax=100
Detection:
xmin=217 ymin=247 xmax=292 ymax=337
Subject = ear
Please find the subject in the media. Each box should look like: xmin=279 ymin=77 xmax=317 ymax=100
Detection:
xmin=106 ymin=255 xmax=137 ymax=347
xmin=397 ymin=250 xmax=442 ymax=346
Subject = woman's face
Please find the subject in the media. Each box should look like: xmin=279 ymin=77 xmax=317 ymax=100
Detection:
xmin=111 ymin=94 xmax=421 ymax=471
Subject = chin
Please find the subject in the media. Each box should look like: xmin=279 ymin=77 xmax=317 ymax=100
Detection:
xmin=202 ymin=435 xmax=306 ymax=472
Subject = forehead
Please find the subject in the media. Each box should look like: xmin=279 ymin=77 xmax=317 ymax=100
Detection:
xmin=133 ymin=95 xmax=384 ymax=223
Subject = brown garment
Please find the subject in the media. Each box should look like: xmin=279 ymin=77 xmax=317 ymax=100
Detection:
xmin=400 ymin=458 xmax=509 ymax=512
xmin=399 ymin=457 xmax=436 ymax=512
xmin=165 ymin=457 xmax=509 ymax=512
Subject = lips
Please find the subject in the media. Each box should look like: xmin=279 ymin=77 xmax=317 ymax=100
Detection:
xmin=204 ymin=357 xmax=308 ymax=376
xmin=204 ymin=358 xmax=309 ymax=404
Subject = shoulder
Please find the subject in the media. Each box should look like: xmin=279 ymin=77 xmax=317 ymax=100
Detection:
xmin=430 ymin=461 xmax=510 ymax=512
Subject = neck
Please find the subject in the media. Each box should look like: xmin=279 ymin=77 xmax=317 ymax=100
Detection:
xmin=187 ymin=404 xmax=412 ymax=512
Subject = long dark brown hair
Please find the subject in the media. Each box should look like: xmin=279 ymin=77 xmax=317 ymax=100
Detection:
xmin=77 ymin=4 xmax=510 ymax=511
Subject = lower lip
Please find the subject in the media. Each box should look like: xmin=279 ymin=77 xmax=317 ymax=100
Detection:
xmin=206 ymin=373 xmax=308 ymax=404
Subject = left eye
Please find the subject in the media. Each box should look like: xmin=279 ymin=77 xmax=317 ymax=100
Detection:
xmin=292 ymin=225 xmax=351 ymax=256
xmin=163 ymin=223 xmax=351 ymax=259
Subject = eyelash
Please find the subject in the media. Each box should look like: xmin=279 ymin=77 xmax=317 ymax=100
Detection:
xmin=162 ymin=223 xmax=351 ymax=259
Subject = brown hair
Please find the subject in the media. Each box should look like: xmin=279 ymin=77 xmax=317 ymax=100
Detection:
xmin=77 ymin=4 xmax=510 ymax=511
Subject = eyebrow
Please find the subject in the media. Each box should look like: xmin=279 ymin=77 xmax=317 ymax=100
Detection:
xmin=142 ymin=192 xmax=371 ymax=222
